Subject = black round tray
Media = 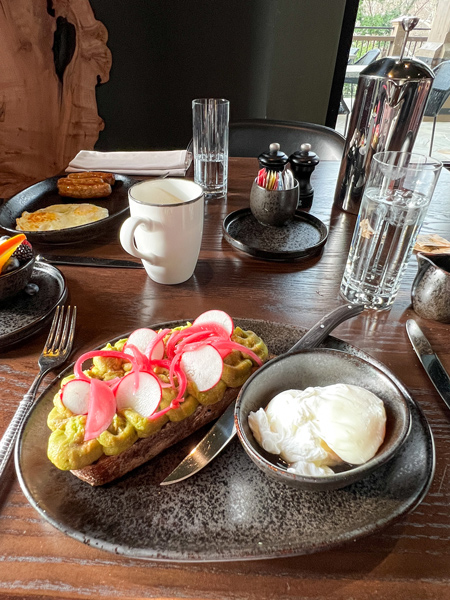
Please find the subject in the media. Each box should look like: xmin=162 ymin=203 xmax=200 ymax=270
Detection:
xmin=222 ymin=208 xmax=328 ymax=261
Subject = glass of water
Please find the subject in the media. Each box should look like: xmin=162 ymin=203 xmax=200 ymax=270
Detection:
xmin=192 ymin=98 xmax=229 ymax=199
xmin=340 ymin=151 xmax=442 ymax=310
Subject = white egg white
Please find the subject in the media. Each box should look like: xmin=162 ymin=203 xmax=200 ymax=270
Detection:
xmin=248 ymin=384 xmax=386 ymax=477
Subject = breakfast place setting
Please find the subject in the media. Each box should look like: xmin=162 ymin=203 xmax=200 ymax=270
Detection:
xmin=1 ymin=9 xmax=450 ymax=600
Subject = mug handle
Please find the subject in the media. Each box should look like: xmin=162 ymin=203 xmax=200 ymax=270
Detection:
xmin=119 ymin=216 xmax=156 ymax=264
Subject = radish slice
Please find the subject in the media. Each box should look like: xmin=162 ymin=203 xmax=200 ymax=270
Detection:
xmin=124 ymin=328 xmax=165 ymax=360
xmin=84 ymin=378 xmax=117 ymax=441
xmin=194 ymin=310 xmax=234 ymax=337
xmin=115 ymin=371 xmax=162 ymax=418
xmin=180 ymin=345 xmax=224 ymax=392
xmin=61 ymin=379 xmax=91 ymax=415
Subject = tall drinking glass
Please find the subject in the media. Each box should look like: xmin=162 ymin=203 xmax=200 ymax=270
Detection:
xmin=340 ymin=151 xmax=442 ymax=310
xmin=192 ymin=98 xmax=229 ymax=199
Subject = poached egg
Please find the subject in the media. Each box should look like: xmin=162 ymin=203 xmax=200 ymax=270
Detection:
xmin=248 ymin=384 xmax=386 ymax=477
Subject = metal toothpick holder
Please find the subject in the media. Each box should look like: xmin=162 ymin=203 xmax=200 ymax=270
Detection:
xmin=333 ymin=16 xmax=434 ymax=214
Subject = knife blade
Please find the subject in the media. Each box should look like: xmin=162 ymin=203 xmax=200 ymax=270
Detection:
xmin=406 ymin=319 xmax=450 ymax=411
xmin=39 ymin=255 xmax=144 ymax=269
xmin=160 ymin=402 xmax=236 ymax=486
xmin=160 ymin=303 xmax=365 ymax=486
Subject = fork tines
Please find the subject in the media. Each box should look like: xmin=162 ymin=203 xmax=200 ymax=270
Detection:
xmin=45 ymin=305 xmax=77 ymax=355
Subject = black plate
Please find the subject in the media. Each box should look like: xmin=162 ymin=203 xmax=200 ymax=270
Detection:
xmin=0 ymin=261 xmax=67 ymax=351
xmin=16 ymin=319 xmax=434 ymax=562
xmin=223 ymin=208 xmax=328 ymax=261
xmin=0 ymin=174 xmax=137 ymax=244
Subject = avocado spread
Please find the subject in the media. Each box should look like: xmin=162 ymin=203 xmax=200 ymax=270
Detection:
xmin=47 ymin=323 xmax=268 ymax=471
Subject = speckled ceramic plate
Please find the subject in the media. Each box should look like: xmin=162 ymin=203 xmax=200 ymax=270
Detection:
xmin=0 ymin=174 xmax=136 ymax=244
xmin=0 ymin=261 xmax=67 ymax=351
xmin=16 ymin=319 xmax=434 ymax=562
xmin=223 ymin=208 xmax=328 ymax=261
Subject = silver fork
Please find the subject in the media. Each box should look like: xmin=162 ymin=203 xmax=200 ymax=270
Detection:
xmin=0 ymin=305 xmax=77 ymax=479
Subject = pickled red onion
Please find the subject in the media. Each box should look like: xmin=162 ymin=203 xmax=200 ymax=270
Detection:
xmin=123 ymin=343 xmax=150 ymax=371
xmin=74 ymin=350 xmax=140 ymax=389
xmin=166 ymin=323 xmax=229 ymax=359
xmin=145 ymin=328 xmax=170 ymax=359
xmin=212 ymin=340 xmax=263 ymax=366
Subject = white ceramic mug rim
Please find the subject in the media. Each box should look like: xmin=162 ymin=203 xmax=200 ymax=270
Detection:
xmin=128 ymin=178 xmax=204 ymax=207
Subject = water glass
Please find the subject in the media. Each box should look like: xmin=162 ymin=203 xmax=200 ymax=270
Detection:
xmin=192 ymin=98 xmax=229 ymax=199
xmin=340 ymin=151 xmax=442 ymax=310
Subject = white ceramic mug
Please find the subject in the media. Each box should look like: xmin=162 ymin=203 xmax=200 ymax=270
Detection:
xmin=120 ymin=178 xmax=204 ymax=285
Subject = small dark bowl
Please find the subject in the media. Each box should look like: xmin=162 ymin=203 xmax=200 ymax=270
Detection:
xmin=235 ymin=348 xmax=411 ymax=491
xmin=0 ymin=256 xmax=35 ymax=302
xmin=249 ymin=180 xmax=299 ymax=227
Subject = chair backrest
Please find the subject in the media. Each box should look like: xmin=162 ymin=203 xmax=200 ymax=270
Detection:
xmin=355 ymin=48 xmax=380 ymax=65
xmin=425 ymin=61 xmax=450 ymax=118
xmin=339 ymin=98 xmax=350 ymax=115
xmin=229 ymin=119 xmax=345 ymax=160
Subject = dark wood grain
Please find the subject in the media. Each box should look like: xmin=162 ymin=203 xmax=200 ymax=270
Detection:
xmin=1 ymin=159 xmax=449 ymax=600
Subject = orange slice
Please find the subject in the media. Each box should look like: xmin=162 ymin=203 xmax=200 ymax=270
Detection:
xmin=0 ymin=233 xmax=26 ymax=271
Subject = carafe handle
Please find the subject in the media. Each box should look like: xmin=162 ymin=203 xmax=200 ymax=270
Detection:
xmin=411 ymin=252 xmax=434 ymax=299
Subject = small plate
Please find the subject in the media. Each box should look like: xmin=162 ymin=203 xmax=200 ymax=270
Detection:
xmin=0 ymin=174 xmax=137 ymax=245
xmin=16 ymin=319 xmax=434 ymax=562
xmin=223 ymin=208 xmax=328 ymax=261
xmin=0 ymin=261 xmax=67 ymax=351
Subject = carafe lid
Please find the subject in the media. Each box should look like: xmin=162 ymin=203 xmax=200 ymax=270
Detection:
xmin=359 ymin=15 xmax=433 ymax=82
xmin=360 ymin=56 xmax=433 ymax=81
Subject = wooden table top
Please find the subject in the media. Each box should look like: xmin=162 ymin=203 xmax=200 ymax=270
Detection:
xmin=1 ymin=158 xmax=450 ymax=599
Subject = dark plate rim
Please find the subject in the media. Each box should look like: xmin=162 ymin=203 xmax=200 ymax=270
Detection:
xmin=0 ymin=174 xmax=134 ymax=243
xmin=222 ymin=208 xmax=328 ymax=261
xmin=0 ymin=261 xmax=67 ymax=351
xmin=15 ymin=318 xmax=435 ymax=562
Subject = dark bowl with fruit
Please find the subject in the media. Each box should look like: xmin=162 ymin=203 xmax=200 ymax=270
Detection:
xmin=0 ymin=234 xmax=35 ymax=302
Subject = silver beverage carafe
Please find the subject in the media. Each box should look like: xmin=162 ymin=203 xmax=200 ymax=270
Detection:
xmin=334 ymin=17 xmax=434 ymax=214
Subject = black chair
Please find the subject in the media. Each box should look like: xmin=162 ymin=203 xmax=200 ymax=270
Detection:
xmin=338 ymin=97 xmax=351 ymax=137
xmin=424 ymin=61 xmax=450 ymax=155
xmin=354 ymin=48 xmax=380 ymax=65
xmin=229 ymin=119 xmax=345 ymax=161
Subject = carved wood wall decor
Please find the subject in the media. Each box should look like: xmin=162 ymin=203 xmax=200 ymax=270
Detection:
xmin=0 ymin=0 xmax=112 ymax=199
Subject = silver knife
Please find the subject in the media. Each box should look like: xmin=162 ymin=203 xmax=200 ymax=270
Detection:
xmin=406 ymin=319 xmax=450 ymax=411
xmin=38 ymin=255 xmax=144 ymax=269
xmin=160 ymin=303 xmax=365 ymax=485
xmin=160 ymin=402 xmax=237 ymax=486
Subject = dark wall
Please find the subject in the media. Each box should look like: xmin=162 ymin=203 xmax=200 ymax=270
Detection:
xmin=90 ymin=0 xmax=349 ymax=151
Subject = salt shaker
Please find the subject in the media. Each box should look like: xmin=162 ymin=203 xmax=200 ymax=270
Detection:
xmin=289 ymin=144 xmax=320 ymax=210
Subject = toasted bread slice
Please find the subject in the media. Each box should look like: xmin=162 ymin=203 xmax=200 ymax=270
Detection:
xmin=71 ymin=385 xmax=239 ymax=486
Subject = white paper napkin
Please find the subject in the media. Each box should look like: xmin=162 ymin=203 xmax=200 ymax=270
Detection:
xmin=66 ymin=150 xmax=191 ymax=176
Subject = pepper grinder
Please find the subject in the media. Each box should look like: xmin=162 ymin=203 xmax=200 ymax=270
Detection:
xmin=289 ymin=144 xmax=320 ymax=210
xmin=258 ymin=142 xmax=289 ymax=173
